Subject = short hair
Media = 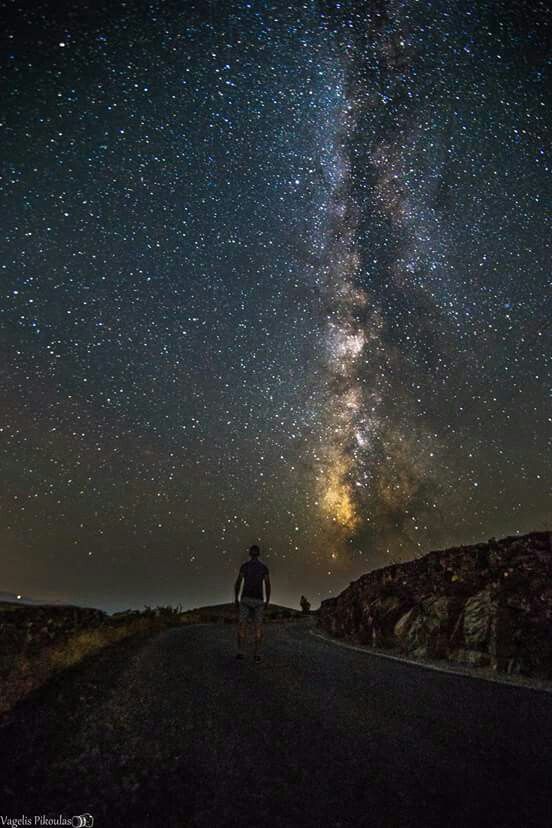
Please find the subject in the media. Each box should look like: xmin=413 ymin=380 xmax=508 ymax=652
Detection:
xmin=249 ymin=544 xmax=260 ymax=557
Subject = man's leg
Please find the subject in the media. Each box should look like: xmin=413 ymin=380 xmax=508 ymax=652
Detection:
xmin=253 ymin=621 xmax=262 ymax=657
xmin=237 ymin=601 xmax=249 ymax=654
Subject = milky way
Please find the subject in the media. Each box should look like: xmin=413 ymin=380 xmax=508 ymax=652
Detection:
xmin=1 ymin=0 xmax=550 ymax=611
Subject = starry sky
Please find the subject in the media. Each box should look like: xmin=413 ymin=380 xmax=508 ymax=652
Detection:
xmin=1 ymin=0 xmax=550 ymax=613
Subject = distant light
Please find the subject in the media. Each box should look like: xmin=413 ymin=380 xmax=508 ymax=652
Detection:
xmin=17 ymin=594 xmax=22 ymax=599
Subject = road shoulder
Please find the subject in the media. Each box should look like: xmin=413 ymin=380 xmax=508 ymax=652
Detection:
xmin=310 ymin=626 xmax=552 ymax=694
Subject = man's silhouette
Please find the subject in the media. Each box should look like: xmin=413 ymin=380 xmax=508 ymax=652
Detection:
xmin=234 ymin=544 xmax=270 ymax=662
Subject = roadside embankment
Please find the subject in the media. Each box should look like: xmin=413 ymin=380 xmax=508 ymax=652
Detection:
xmin=318 ymin=531 xmax=552 ymax=679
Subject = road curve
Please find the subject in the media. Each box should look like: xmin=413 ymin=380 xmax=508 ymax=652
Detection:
xmin=1 ymin=618 xmax=551 ymax=828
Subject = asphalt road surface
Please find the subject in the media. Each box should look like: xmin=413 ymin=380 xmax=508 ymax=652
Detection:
xmin=1 ymin=618 xmax=551 ymax=828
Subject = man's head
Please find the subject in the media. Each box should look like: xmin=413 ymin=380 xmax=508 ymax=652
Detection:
xmin=249 ymin=544 xmax=260 ymax=558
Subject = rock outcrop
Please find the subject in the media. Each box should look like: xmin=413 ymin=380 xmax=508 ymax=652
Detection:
xmin=318 ymin=531 xmax=552 ymax=678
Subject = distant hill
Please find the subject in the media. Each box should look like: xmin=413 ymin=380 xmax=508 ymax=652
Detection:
xmin=177 ymin=601 xmax=306 ymax=623
xmin=0 ymin=593 xmax=311 ymax=618
xmin=0 ymin=591 xmax=69 ymax=607
xmin=193 ymin=601 xmax=302 ymax=613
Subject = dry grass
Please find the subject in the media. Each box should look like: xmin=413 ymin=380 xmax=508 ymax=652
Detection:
xmin=0 ymin=611 xmax=185 ymax=716
xmin=48 ymin=616 xmax=161 ymax=670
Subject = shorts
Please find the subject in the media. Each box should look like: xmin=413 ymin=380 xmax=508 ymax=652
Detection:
xmin=239 ymin=596 xmax=265 ymax=624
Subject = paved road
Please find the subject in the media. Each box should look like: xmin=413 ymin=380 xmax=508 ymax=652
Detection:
xmin=1 ymin=618 xmax=551 ymax=828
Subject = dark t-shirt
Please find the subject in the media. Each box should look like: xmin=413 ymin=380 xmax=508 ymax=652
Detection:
xmin=240 ymin=559 xmax=269 ymax=600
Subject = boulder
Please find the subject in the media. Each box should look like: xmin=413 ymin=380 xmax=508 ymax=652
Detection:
xmin=463 ymin=590 xmax=495 ymax=650
xmin=366 ymin=593 xmax=412 ymax=648
xmin=394 ymin=596 xmax=463 ymax=659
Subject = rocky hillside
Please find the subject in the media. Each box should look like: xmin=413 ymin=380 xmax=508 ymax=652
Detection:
xmin=318 ymin=531 xmax=552 ymax=678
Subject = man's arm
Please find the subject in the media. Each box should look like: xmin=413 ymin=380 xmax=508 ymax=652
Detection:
xmin=264 ymin=575 xmax=271 ymax=606
xmin=234 ymin=571 xmax=243 ymax=604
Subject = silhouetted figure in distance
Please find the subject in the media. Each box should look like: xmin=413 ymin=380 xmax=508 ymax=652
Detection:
xmin=234 ymin=544 xmax=271 ymax=662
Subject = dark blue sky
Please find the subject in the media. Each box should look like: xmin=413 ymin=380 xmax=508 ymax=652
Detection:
xmin=1 ymin=0 xmax=550 ymax=612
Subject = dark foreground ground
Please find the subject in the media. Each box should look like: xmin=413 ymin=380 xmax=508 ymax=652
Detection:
xmin=1 ymin=618 xmax=551 ymax=828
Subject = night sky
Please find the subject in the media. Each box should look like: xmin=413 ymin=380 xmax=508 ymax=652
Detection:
xmin=1 ymin=0 xmax=550 ymax=613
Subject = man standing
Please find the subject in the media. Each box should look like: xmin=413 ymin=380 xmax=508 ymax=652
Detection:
xmin=234 ymin=544 xmax=270 ymax=662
